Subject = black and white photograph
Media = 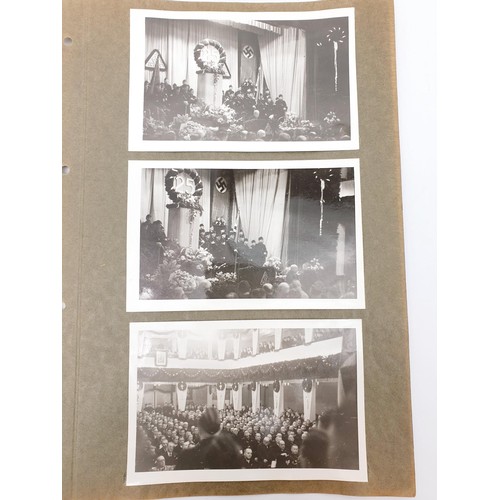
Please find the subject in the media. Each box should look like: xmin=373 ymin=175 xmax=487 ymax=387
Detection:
xmin=126 ymin=159 xmax=365 ymax=312
xmin=127 ymin=319 xmax=367 ymax=485
xmin=129 ymin=8 xmax=359 ymax=152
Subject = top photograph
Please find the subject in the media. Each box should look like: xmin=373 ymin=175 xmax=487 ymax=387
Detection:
xmin=129 ymin=8 xmax=359 ymax=152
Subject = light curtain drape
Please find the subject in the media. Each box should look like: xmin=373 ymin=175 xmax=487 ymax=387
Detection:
xmin=232 ymin=385 xmax=243 ymax=411
xmin=258 ymin=27 xmax=306 ymax=117
xmin=234 ymin=169 xmax=288 ymax=261
xmin=145 ymin=19 xmax=239 ymax=96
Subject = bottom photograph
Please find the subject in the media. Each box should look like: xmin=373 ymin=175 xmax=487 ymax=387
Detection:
xmin=127 ymin=319 xmax=367 ymax=485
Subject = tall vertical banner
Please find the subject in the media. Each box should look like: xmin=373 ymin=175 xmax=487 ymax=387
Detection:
xmin=239 ymin=31 xmax=260 ymax=86
xmin=231 ymin=383 xmax=243 ymax=411
xmin=303 ymin=379 xmax=317 ymax=421
xmin=273 ymin=381 xmax=284 ymax=416
xmin=176 ymin=382 xmax=188 ymax=411
xmin=216 ymin=382 xmax=226 ymax=410
xmin=251 ymin=382 xmax=260 ymax=413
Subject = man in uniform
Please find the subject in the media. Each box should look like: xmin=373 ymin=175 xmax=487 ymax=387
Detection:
xmin=254 ymin=236 xmax=268 ymax=267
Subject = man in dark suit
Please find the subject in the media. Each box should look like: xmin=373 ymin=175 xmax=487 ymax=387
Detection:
xmin=275 ymin=94 xmax=288 ymax=120
xmin=242 ymin=447 xmax=255 ymax=468
xmin=254 ymin=237 xmax=268 ymax=267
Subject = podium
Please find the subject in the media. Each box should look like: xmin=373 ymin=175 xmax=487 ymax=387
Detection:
xmin=197 ymin=71 xmax=223 ymax=108
xmin=167 ymin=207 xmax=199 ymax=248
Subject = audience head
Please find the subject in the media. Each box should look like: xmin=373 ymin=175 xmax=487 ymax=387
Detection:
xmin=299 ymin=429 xmax=329 ymax=468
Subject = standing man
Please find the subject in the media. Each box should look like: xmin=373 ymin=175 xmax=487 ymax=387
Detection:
xmin=275 ymin=94 xmax=288 ymax=120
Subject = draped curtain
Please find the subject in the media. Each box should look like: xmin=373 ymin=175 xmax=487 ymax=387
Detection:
xmin=234 ymin=169 xmax=288 ymax=260
xmin=145 ymin=19 xmax=239 ymax=95
xmin=258 ymin=27 xmax=306 ymax=117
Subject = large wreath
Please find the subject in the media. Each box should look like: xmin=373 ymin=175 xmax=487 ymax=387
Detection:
xmin=194 ymin=39 xmax=226 ymax=73
xmin=216 ymin=381 xmax=226 ymax=391
xmin=165 ymin=168 xmax=203 ymax=215
xmin=249 ymin=381 xmax=257 ymax=392
xmin=232 ymin=382 xmax=239 ymax=391
xmin=273 ymin=380 xmax=281 ymax=393
xmin=177 ymin=381 xmax=187 ymax=391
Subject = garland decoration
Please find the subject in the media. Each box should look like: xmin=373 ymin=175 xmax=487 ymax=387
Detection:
xmin=165 ymin=168 xmax=204 ymax=217
xmin=137 ymin=354 xmax=341 ymax=384
xmin=177 ymin=381 xmax=187 ymax=391
xmin=302 ymin=378 xmax=313 ymax=393
xmin=194 ymin=39 xmax=226 ymax=72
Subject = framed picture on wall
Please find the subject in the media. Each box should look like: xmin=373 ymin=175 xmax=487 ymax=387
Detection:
xmin=129 ymin=8 xmax=359 ymax=152
xmin=155 ymin=350 xmax=168 ymax=367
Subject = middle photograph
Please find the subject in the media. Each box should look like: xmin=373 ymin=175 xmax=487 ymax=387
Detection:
xmin=127 ymin=159 xmax=364 ymax=312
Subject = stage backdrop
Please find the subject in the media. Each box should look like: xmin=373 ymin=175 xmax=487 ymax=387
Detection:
xmin=145 ymin=19 xmax=306 ymax=117
xmin=258 ymin=27 xmax=306 ymax=117
xmin=145 ymin=19 xmax=239 ymax=98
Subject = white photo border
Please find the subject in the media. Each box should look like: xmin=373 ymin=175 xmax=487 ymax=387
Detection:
xmin=126 ymin=158 xmax=365 ymax=312
xmin=129 ymin=8 xmax=359 ymax=152
xmin=126 ymin=318 xmax=367 ymax=485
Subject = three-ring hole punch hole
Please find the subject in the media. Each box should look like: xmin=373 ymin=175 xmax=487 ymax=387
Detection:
xmin=62 ymin=165 xmax=70 ymax=175
xmin=64 ymin=37 xmax=73 ymax=46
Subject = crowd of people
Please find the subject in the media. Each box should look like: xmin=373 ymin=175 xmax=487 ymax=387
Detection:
xmin=222 ymin=79 xmax=288 ymax=121
xmin=140 ymin=214 xmax=355 ymax=300
xmin=144 ymin=78 xmax=198 ymax=119
xmin=136 ymin=403 xmax=357 ymax=472
xmin=199 ymin=219 xmax=268 ymax=269
xmin=145 ymin=77 xmax=288 ymax=124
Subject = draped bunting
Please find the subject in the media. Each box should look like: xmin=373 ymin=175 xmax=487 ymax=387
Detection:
xmin=258 ymin=27 xmax=306 ymax=117
xmin=251 ymin=382 xmax=261 ymax=413
xmin=176 ymin=383 xmax=188 ymax=411
xmin=144 ymin=19 xmax=239 ymax=97
xmin=303 ymin=379 xmax=317 ymax=421
xmin=137 ymin=354 xmax=341 ymax=383
xmin=234 ymin=169 xmax=288 ymax=261
xmin=273 ymin=382 xmax=284 ymax=416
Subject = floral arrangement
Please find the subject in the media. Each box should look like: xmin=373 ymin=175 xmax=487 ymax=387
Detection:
xmin=323 ymin=110 xmax=341 ymax=126
xmin=190 ymin=104 xmax=238 ymax=126
xmin=178 ymin=120 xmax=208 ymax=140
xmin=302 ymin=258 xmax=324 ymax=272
xmin=179 ymin=247 xmax=213 ymax=275
xmin=207 ymin=271 xmax=238 ymax=298
xmin=168 ymin=270 xmax=198 ymax=293
xmin=264 ymin=256 xmax=283 ymax=273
